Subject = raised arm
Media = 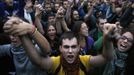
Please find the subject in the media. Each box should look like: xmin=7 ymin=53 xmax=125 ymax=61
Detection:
xmin=4 ymin=17 xmax=51 ymax=54
xmin=89 ymin=23 xmax=115 ymax=67
xmin=61 ymin=18 xmax=70 ymax=32
xmin=20 ymin=35 xmax=52 ymax=71
xmin=65 ymin=1 xmax=72 ymax=26
xmin=34 ymin=4 xmax=45 ymax=35
xmin=3 ymin=17 xmax=53 ymax=71
xmin=30 ymin=27 xmax=50 ymax=54
xmin=55 ymin=6 xmax=70 ymax=33
xmin=84 ymin=1 xmax=94 ymax=22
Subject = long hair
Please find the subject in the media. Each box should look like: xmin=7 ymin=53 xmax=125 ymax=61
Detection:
xmin=45 ymin=24 xmax=57 ymax=38
xmin=122 ymin=28 xmax=134 ymax=75
xmin=44 ymin=24 xmax=60 ymax=56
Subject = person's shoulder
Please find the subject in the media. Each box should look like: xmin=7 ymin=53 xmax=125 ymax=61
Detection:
xmin=0 ymin=44 xmax=11 ymax=48
xmin=79 ymin=55 xmax=92 ymax=70
xmin=87 ymin=36 xmax=94 ymax=44
xmin=50 ymin=56 xmax=61 ymax=73
xmin=79 ymin=55 xmax=91 ymax=60
xmin=51 ymin=56 xmax=60 ymax=65
xmin=51 ymin=56 xmax=60 ymax=59
xmin=87 ymin=36 xmax=94 ymax=40
xmin=0 ymin=44 xmax=12 ymax=56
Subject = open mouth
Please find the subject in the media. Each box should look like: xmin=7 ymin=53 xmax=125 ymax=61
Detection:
xmin=67 ymin=55 xmax=75 ymax=61
xmin=67 ymin=55 xmax=74 ymax=62
xmin=67 ymin=55 xmax=74 ymax=58
xmin=120 ymin=43 xmax=127 ymax=50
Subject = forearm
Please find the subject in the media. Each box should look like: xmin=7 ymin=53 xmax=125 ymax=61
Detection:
xmin=0 ymin=45 xmax=11 ymax=57
xmin=34 ymin=17 xmax=45 ymax=35
xmin=20 ymin=35 xmax=52 ymax=70
xmin=84 ymin=6 xmax=94 ymax=22
xmin=102 ymin=34 xmax=114 ymax=61
xmin=65 ymin=6 xmax=71 ymax=25
xmin=31 ymin=29 xmax=51 ymax=55
xmin=20 ymin=35 xmax=44 ymax=67
xmin=61 ymin=20 xmax=70 ymax=32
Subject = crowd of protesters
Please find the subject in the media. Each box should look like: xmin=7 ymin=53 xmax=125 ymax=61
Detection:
xmin=0 ymin=0 xmax=134 ymax=75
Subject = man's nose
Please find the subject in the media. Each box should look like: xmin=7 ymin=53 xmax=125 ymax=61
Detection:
xmin=68 ymin=47 xmax=73 ymax=53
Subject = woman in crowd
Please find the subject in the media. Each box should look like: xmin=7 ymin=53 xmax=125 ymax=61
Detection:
xmin=72 ymin=21 xmax=95 ymax=55
xmin=45 ymin=24 xmax=60 ymax=56
xmin=103 ymin=28 xmax=134 ymax=75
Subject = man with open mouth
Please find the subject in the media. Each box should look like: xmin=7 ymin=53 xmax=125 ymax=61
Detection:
xmin=4 ymin=17 xmax=116 ymax=75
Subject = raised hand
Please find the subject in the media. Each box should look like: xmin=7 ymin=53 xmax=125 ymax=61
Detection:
xmin=35 ymin=4 xmax=44 ymax=17
xmin=3 ymin=17 xmax=34 ymax=36
xmin=103 ymin=23 xmax=116 ymax=39
xmin=55 ymin=6 xmax=65 ymax=20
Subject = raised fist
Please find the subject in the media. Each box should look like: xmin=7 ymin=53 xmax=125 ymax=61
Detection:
xmin=56 ymin=6 xmax=65 ymax=19
xmin=103 ymin=23 xmax=116 ymax=38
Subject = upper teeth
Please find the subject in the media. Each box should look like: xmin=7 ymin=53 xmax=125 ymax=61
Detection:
xmin=121 ymin=44 xmax=127 ymax=48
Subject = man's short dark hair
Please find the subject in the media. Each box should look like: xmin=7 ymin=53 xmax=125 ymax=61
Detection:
xmin=59 ymin=31 xmax=79 ymax=45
